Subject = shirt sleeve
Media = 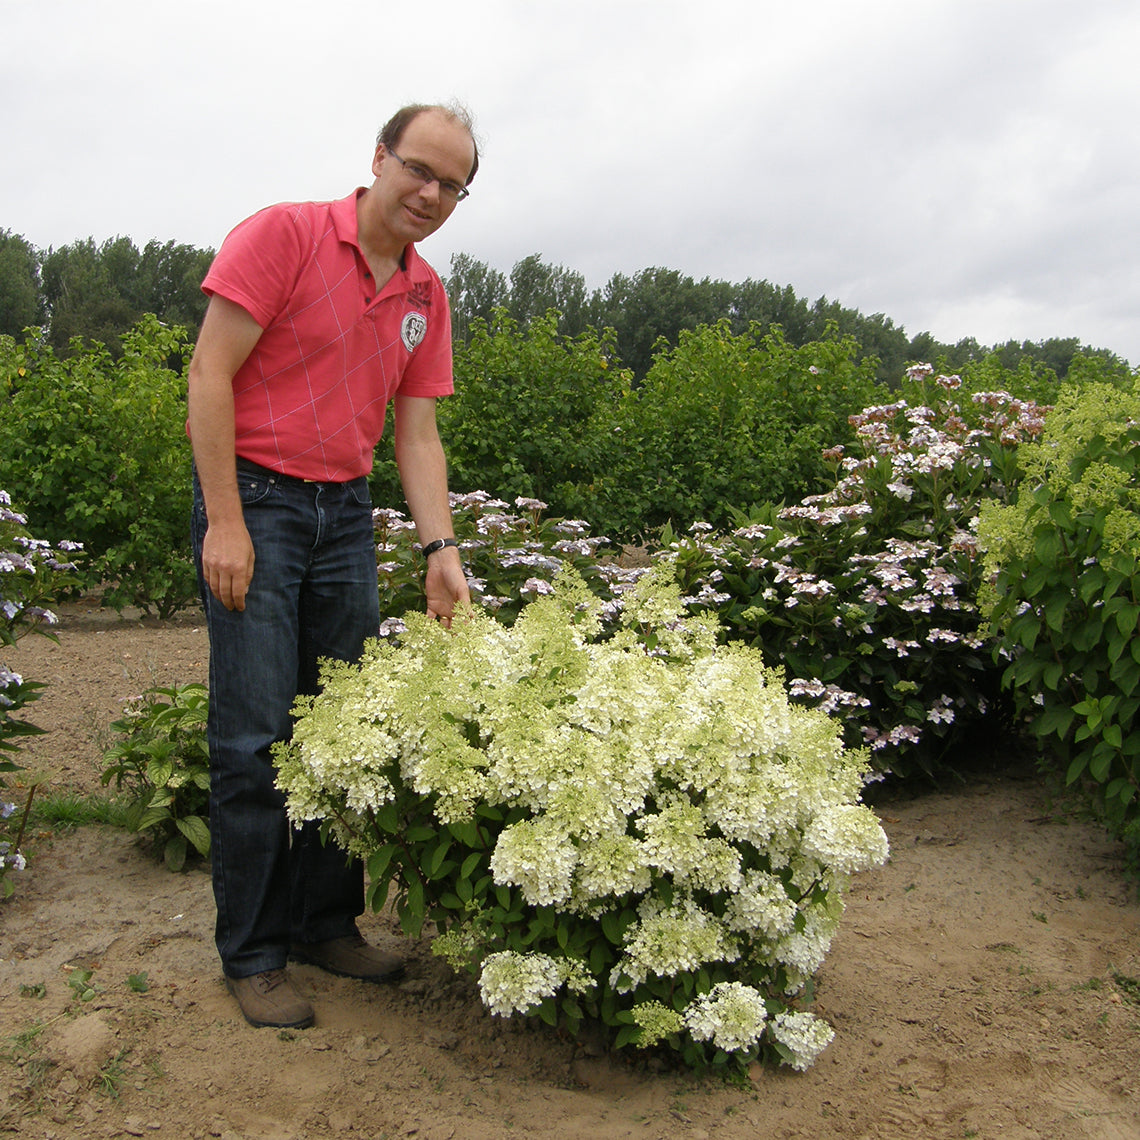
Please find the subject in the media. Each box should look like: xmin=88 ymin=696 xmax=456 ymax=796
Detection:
xmin=201 ymin=203 xmax=307 ymax=330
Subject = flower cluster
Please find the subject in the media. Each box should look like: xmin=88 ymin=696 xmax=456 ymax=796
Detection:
xmin=770 ymin=1010 xmax=836 ymax=1071
xmin=275 ymin=563 xmax=888 ymax=1071
xmin=478 ymin=951 xmax=590 ymax=1017
xmin=1 ymin=490 xmax=83 ymax=648
xmin=661 ymin=373 xmax=1050 ymax=780
xmin=372 ymin=491 xmax=622 ymax=633
xmin=684 ymin=981 xmax=769 ymax=1053
xmin=1 ymin=489 xmax=83 ymax=898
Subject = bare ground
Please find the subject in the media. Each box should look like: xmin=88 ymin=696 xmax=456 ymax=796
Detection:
xmin=2 ymin=608 xmax=1139 ymax=1140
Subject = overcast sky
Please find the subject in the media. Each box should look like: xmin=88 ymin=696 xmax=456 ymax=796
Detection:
xmin=4 ymin=0 xmax=1138 ymax=363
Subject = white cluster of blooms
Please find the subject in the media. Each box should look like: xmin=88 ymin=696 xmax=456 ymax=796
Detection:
xmin=773 ymin=898 xmax=842 ymax=980
xmin=630 ymin=1000 xmax=684 ymax=1047
xmin=490 ymin=816 xmax=579 ymax=906
xmin=638 ymin=795 xmax=743 ymax=893
xmin=801 ymin=804 xmax=891 ymax=874
xmin=723 ymin=869 xmax=797 ymax=938
xmin=572 ymin=833 xmax=652 ymax=902
xmin=478 ymin=951 xmax=564 ymax=1016
xmin=770 ymin=1010 xmax=836 ymax=1070
xmin=612 ymin=897 xmax=739 ymax=991
xmin=683 ymin=981 xmax=768 ymax=1053
xmin=476 ymin=949 xmax=593 ymax=1018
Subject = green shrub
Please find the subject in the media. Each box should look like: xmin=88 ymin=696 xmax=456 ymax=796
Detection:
xmin=587 ymin=322 xmax=880 ymax=539
xmin=978 ymin=373 xmax=1140 ymax=864
xmin=370 ymin=311 xmax=629 ymax=522
xmin=100 ymin=683 xmax=211 ymax=871
xmin=921 ymin=347 xmax=1134 ymax=413
xmin=0 ymin=316 xmax=196 ymax=616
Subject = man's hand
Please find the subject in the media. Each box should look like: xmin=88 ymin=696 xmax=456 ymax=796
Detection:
xmin=201 ymin=519 xmax=256 ymax=611
xmin=424 ymin=546 xmax=469 ymax=628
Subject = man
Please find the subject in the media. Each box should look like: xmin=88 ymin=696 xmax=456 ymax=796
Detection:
xmin=188 ymin=103 xmax=476 ymax=1030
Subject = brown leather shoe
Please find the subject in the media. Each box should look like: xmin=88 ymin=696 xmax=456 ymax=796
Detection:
xmin=226 ymin=969 xmax=314 ymax=1029
xmin=290 ymin=934 xmax=405 ymax=983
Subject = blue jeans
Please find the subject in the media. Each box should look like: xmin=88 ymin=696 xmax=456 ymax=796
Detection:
xmin=192 ymin=459 xmax=380 ymax=979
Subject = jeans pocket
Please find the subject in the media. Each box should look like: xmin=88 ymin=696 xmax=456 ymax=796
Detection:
xmin=237 ymin=468 xmax=276 ymax=507
xmin=345 ymin=476 xmax=372 ymax=509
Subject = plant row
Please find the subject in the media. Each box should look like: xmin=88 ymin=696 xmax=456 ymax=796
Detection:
xmin=4 ymin=314 xmax=1130 ymax=618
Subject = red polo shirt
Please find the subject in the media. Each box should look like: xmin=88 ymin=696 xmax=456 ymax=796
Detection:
xmin=200 ymin=190 xmax=454 ymax=482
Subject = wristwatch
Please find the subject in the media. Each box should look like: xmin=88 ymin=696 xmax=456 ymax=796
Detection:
xmin=420 ymin=537 xmax=459 ymax=558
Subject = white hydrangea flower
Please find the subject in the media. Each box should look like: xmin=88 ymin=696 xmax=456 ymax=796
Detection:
xmin=638 ymin=795 xmax=743 ymax=894
xmin=613 ymin=897 xmax=739 ymax=991
xmin=478 ymin=951 xmax=563 ymax=1017
xmin=490 ymin=816 xmax=578 ymax=906
xmin=683 ymin=981 xmax=768 ymax=1053
xmin=773 ymin=898 xmax=842 ymax=980
xmin=723 ymin=870 xmax=797 ymax=939
xmin=770 ymin=1010 xmax=835 ymax=1071
xmin=572 ymin=833 xmax=652 ymax=903
xmin=801 ymin=803 xmax=890 ymax=873
xmin=630 ymin=1000 xmax=684 ymax=1047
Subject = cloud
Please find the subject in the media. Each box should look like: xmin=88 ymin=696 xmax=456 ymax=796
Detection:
xmin=3 ymin=0 xmax=1138 ymax=361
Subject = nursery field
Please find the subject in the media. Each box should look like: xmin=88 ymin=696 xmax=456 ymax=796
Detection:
xmin=2 ymin=608 xmax=1139 ymax=1139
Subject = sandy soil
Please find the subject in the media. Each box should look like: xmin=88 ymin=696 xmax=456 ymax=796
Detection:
xmin=2 ymin=608 xmax=1139 ymax=1140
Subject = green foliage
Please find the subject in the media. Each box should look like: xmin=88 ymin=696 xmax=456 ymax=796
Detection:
xmin=589 ymin=322 xmax=879 ymax=539
xmin=945 ymin=338 xmax=1131 ymax=387
xmin=276 ymin=567 xmax=887 ymax=1074
xmin=68 ymin=967 xmax=102 ymax=1003
xmin=100 ymin=683 xmax=211 ymax=871
xmin=0 ymin=229 xmax=45 ymax=337
xmin=444 ymin=254 xmax=1132 ymax=388
xmin=506 ymin=254 xmax=592 ymax=334
xmin=594 ymin=267 xmax=735 ymax=378
xmin=0 ymin=315 xmax=198 ymax=615
xmin=978 ymin=374 xmax=1140 ymax=865
xmin=444 ymin=252 xmax=508 ymax=343
xmin=372 ymin=311 xmax=629 ymax=520
xmin=901 ymin=351 xmax=1065 ymax=413
xmin=39 ymin=235 xmax=212 ymax=356
xmin=28 ymin=789 xmax=125 ymax=831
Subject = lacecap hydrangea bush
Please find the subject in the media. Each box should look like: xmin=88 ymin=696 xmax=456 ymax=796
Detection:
xmin=1 ymin=489 xmax=82 ymax=897
xmin=275 ymin=563 xmax=888 ymax=1072
xmin=662 ymin=367 xmax=1050 ymax=780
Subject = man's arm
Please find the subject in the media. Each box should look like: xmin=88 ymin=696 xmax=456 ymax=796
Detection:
xmin=392 ymin=394 xmax=470 ymax=624
xmin=187 ymin=295 xmax=265 ymax=612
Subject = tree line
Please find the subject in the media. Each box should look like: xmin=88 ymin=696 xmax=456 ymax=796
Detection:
xmin=0 ymin=227 xmax=1127 ymax=383
xmin=0 ymin=229 xmax=213 ymax=356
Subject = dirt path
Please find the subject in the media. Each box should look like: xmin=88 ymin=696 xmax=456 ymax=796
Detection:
xmin=2 ymin=611 xmax=1139 ymax=1139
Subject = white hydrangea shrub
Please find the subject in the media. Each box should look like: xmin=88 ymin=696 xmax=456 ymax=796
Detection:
xmin=275 ymin=565 xmax=889 ymax=1070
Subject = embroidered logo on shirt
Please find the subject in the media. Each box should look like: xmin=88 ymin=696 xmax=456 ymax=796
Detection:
xmin=401 ymin=311 xmax=428 ymax=352
xmin=409 ymin=282 xmax=433 ymax=309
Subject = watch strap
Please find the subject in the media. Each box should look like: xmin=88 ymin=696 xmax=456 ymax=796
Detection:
xmin=420 ymin=537 xmax=459 ymax=558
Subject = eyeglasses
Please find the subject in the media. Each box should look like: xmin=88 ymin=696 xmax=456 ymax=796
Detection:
xmin=387 ymin=149 xmax=470 ymax=203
